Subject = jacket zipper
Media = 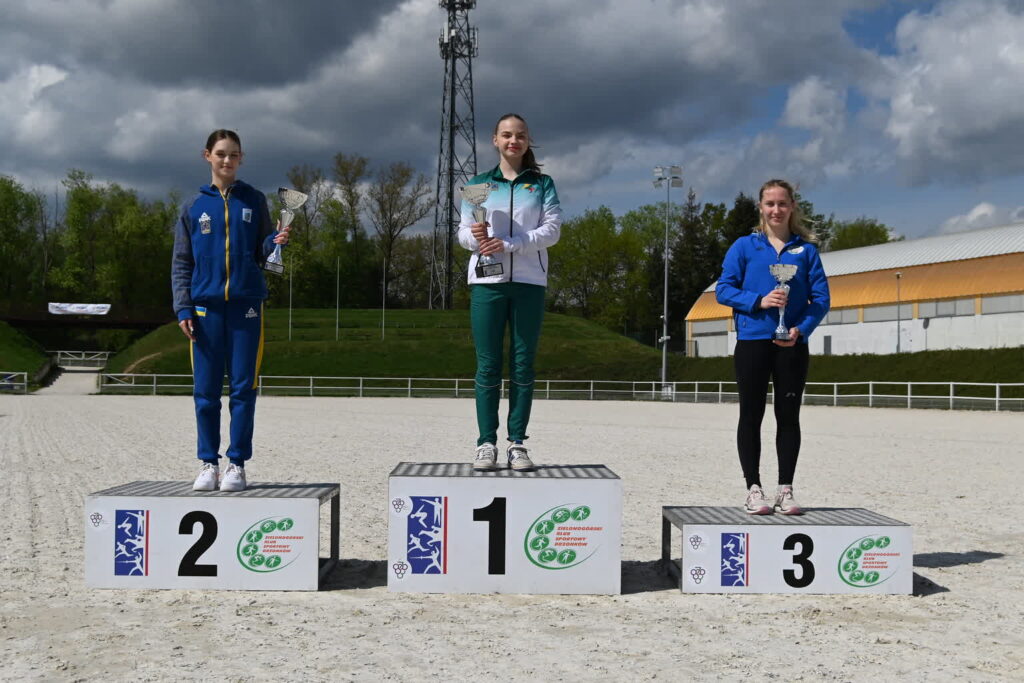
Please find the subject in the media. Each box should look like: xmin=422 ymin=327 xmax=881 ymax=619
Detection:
xmin=220 ymin=188 xmax=231 ymax=300
xmin=508 ymin=177 xmax=515 ymax=282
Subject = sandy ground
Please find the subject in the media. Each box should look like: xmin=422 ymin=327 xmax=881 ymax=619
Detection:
xmin=0 ymin=392 xmax=1021 ymax=681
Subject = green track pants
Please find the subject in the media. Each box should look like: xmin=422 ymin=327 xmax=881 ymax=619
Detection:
xmin=470 ymin=282 xmax=546 ymax=446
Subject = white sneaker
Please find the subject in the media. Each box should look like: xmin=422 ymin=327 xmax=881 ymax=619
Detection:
xmin=507 ymin=443 xmax=535 ymax=472
xmin=774 ymin=485 xmax=803 ymax=515
xmin=220 ymin=463 xmax=247 ymax=492
xmin=192 ymin=462 xmax=219 ymax=491
xmin=744 ymin=484 xmax=772 ymax=515
xmin=473 ymin=443 xmax=498 ymax=471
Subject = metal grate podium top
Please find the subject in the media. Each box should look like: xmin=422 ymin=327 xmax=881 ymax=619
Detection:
xmin=664 ymin=506 xmax=908 ymax=527
xmin=90 ymin=481 xmax=339 ymax=502
xmin=390 ymin=463 xmax=620 ymax=479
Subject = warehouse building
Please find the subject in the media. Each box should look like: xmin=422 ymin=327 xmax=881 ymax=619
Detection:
xmin=684 ymin=223 xmax=1024 ymax=356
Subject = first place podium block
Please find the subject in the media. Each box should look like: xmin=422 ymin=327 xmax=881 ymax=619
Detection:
xmin=388 ymin=463 xmax=622 ymax=594
xmin=85 ymin=481 xmax=339 ymax=591
xmin=663 ymin=507 xmax=912 ymax=594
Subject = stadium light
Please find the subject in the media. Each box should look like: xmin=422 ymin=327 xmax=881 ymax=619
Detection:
xmin=653 ymin=164 xmax=683 ymax=390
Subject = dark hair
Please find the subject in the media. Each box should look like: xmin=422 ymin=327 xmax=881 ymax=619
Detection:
xmin=494 ymin=113 xmax=540 ymax=171
xmin=205 ymin=129 xmax=241 ymax=152
xmin=757 ymin=178 xmax=817 ymax=243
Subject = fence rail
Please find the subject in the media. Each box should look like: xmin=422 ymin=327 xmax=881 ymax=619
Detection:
xmin=48 ymin=350 xmax=112 ymax=368
xmin=94 ymin=374 xmax=1024 ymax=411
xmin=0 ymin=372 xmax=28 ymax=394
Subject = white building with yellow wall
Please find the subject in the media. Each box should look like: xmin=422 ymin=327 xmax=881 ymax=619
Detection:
xmin=685 ymin=223 xmax=1024 ymax=357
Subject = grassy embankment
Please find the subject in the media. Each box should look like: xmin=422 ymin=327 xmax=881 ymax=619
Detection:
xmin=0 ymin=321 xmax=49 ymax=376
xmin=106 ymin=308 xmax=1024 ymax=395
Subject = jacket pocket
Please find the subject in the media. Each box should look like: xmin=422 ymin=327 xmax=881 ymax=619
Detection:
xmin=237 ymin=258 xmax=267 ymax=297
xmin=537 ymin=250 xmax=547 ymax=273
xmin=192 ymin=256 xmax=214 ymax=297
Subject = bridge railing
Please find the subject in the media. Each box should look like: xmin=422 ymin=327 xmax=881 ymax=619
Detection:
xmin=94 ymin=374 xmax=1024 ymax=411
xmin=48 ymin=350 xmax=112 ymax=368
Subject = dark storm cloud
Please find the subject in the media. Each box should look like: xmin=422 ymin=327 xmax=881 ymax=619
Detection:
xmin=3 ymin=0 xmax=406 ymax=87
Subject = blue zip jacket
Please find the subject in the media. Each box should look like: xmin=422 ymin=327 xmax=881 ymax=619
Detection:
xmin=171 ymin=180 xmax=276 ymax=321
xmin=715 ymin=231 xmax=830 ymax=342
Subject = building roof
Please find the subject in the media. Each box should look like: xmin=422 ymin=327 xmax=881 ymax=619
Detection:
xmin=687 ymin=223 xmax=1024 ymax=322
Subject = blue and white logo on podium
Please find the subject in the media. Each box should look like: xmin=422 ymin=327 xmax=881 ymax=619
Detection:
xmin=720 ymin=532 xmax=748 ymax=587
xmin=114 ymin=509 xmax=149 ymax=576
xmin=406 ymin=496 xmax=447 ymax=575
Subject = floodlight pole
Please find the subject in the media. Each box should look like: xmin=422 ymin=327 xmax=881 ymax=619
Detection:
xmin=653 ymin=166 xmax=682 ymax=389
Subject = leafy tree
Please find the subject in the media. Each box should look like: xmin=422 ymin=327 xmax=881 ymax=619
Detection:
xmin=828 ymin=217 xmax=901 ymax=251
xmin=0 ymin=176 xmax=44 ymax=312
xmin=366 ymin=162 xmax=432 ymax=303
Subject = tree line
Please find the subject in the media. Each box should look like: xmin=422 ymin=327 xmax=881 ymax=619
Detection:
xmin=0 ymin=164 xmax=898 ymax=349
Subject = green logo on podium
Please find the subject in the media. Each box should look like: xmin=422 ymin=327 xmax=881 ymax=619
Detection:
xmin=523 ymin=504 xmax=601 ymax=570
xmin=838 ymin=535 xmax=899 ymax=587
xmin=236 ymin=517 xmax=301 ymax=573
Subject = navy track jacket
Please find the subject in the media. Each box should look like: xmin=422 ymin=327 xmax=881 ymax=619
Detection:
xmin=715 ymin=231 xmax=831 ymax=342
xmin=171 ymin=181 xmax=276 ymax=321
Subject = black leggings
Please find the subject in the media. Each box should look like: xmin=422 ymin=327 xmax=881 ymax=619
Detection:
xmin=734 ymin=340 xmax=810 ymax=489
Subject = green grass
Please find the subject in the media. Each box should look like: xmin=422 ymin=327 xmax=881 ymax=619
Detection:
xmin=0 ymin=321 xmax=49 ymax=375
xmin=105 ymin=308 xmax=1024 ymax=391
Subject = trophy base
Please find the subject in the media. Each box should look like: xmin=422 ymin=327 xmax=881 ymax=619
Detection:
xmin=264 ymin=261 xmax=285 ymax=275
xmin=772 ymin=330 xmax=793 ymax=341
xmin=475 ymin=262 xmax=504 ymax=278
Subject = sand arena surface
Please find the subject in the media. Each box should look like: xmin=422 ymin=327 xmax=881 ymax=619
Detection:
xmin=0 ymin=394 xmax=1020 ymax=680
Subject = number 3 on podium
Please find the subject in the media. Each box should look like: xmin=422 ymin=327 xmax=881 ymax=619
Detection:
xmin=783 ymin=533 xmax=815 ymax=588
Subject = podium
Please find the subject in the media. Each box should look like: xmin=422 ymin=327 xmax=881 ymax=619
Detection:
xmin=85 ymin=481 xmax=339 ymax=590
xmin=662 ymin=506 xmax=912 ymax=594
xmin=388 ymin=463 xmax=622 ymax=594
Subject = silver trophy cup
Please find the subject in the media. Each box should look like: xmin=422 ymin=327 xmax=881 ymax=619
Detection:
xmin=768 ymin=263 xmax=798 ymax=341
xmin=264 ymin=187 xmax=309 ymax=275
xmin=461 ymin=183 xmax=503 ymax=278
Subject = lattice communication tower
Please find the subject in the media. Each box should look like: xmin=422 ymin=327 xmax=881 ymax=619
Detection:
xmin=429 ymin=0 xmax=478 ymax=309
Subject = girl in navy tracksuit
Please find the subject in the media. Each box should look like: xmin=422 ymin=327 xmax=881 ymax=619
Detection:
xmin=715 ymin=179 xmax=830 ymax=515
xmin=171 ymin=129 xmax=290 ymax=492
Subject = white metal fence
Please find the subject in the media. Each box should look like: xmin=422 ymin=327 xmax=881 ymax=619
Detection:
xmin=0 ymin=372 xmax=28 ymax=394
xmin=95 ymin=373 xmax=1024 ymax=411
xmin=49 ymin=350 xmax=112 ymax=368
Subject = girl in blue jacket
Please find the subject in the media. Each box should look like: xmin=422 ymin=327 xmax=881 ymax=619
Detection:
xmin=458 ymin=113 xmax=563 ymax=472
xmin=171 ymin=129 xmax=290 ymax=492
xmin=715 ymin=179 xmax=830 ymax=515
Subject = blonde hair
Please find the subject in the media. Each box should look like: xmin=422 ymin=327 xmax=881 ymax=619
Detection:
xmin=757 ymin=179 xmax=818 ymax=243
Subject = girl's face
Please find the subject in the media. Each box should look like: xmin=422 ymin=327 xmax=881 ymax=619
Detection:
xmin=203 ymin=138 xmax=242 ymax=187
xmin=760 ymin=186 xmax=793 ymax=232
xmin=493 ymin=118 xmax=529 ymax=164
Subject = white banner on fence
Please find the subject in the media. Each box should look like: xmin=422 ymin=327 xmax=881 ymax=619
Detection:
xmin=49 ymin=303 xmax=111 ymax=315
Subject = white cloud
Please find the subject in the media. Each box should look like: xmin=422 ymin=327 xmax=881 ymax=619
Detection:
xmin=878 ymin=0 xmax=1024 ymax=183
xmin=940 ymin=201 xmax=1024 ymax=234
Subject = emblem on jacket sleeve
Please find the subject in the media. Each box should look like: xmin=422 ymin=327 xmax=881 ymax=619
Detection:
xmin=199 ymin=212 xmax=212 ymax=234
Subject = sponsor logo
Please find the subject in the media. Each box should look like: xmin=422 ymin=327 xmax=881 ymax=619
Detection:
xmin=523 ymin=183 xmax=537 ymax=193
xmin=721 ymin=532 xmax=749 ymax=587
xmin=688 ymin=534 xmax=706 ymax=551
xmin=392 ymin=561 xmax=409 ymax=579
xmin=195 ymin=306 xmax=207 ymax=317
xmin=787 ymin=245 xmax=804 ymax=254
xmin=391 ymin=498 xmax=407 ymax=514
xmin=690 ymin=566 xmax=706 ymax=584
xmin=406 ymin=496 xmax=447 ymax=575
xmin=89 ymin=511 xmax=106 ymax=528
xmin=236 ymin=517 xmax=302 ymax=572
xmin=242 ymin=208 xmax=252 ymax=222
xmin=199 ymin=212 xmax=212 ymax=234
xmin=838 ymin=535 xmax=901 ymax=587
xmin=523 ymin=504 xmax=601 ymax=570
xmin=245 ymin=307 xmax=258 ymax=319
xmin=114 ymin=509 xmax=149 ymax=576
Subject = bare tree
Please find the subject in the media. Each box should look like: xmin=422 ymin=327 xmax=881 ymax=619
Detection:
xmin=366 ymin=162 xmax=432 ymax=302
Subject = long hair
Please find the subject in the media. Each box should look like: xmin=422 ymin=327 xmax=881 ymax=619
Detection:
xmin=205 ymin=129 xmax=241 ymax=152
xmin=757 ymin=179 xmax=817 ymax=243
xmin=494 ymin=113 xmax=540 ymax=171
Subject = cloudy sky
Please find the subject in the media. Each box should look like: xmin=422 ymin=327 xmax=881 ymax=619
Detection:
xmin=4 ymin=0 xmax=1024 ymax=238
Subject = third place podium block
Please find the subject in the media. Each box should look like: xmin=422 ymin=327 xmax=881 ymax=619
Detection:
xmin=388 ymin=463 xmax=622 ymax=594
xmin=662 ymin=506 xmax=912 ymax=594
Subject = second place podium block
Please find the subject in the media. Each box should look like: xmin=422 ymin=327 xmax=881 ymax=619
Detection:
xmin=388 ymin=463 xmax=622 ymax=594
